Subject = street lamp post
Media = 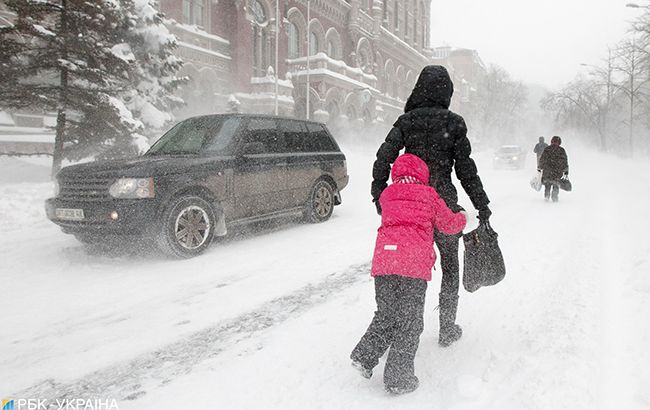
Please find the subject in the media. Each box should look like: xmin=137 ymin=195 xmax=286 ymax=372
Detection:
xmin=274 ymin=0 xmax=279 ymax=115
xmin=625 ymin=2 xmax=648 ymax=156
xmin=306 ymin=0 xmax=311 ymax=120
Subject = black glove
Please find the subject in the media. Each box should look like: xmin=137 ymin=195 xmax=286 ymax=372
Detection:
xmin=374 ymin=199 xmax=382 ymax=216
xmin=478 ymin=207 xmax=492 ymax=223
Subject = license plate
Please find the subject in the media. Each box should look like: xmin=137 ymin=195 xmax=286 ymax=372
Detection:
xmin=55 ymin=208 xmax=85 ymax=221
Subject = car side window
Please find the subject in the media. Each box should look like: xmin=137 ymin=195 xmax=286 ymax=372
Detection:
xmin=282 ymin=120 xmax=310 ymax=153
xmin=306 ymin=123 xmax=337 ymax=152
xmin=203 ymin=117 xmax=241 ymax=154
xmin=242 ymin=118 xmax=284 ymax=154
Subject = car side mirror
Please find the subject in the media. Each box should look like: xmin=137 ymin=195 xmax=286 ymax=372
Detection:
xmin=240 ymin=142 xmax=265 ymax=155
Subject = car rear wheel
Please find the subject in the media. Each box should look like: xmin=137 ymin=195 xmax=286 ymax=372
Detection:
xmin=157 ymin=195 xmax=216 ymax=258
xmin=305 ymin=180 xmax=334 ymax=223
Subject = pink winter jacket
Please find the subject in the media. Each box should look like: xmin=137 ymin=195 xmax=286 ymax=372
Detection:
xmin=371 ymin=154 xmax=466 ymax=281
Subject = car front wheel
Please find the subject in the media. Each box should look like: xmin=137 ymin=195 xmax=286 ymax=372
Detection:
xmin=305 ymin=180 xmax=334 ymax=223
xmin=157 ymin=195 xmax=216 ymax=258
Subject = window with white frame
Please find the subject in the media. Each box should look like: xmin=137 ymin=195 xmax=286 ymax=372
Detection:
xmin=310 ymin=31 xmax=319 ymax=56
xmin=251 ymin=0 xmax=270 ymax=77
xmin=182 ymin=0 xmax=207 ymax=27
xmin=288 ymin=22 xmax=300 ymax=59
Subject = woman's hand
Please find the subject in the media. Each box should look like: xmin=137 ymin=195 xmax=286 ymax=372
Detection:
xmin=478 ymin=207 xmax=492 ymax=223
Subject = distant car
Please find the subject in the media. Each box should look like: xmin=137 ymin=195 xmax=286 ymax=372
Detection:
xmin=493 ymin=145 xmax=526 ymax=170
xmin=45 ymin=114 xmax=349 ymax=258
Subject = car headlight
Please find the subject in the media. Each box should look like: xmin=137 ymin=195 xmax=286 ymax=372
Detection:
xmin=53 ymin=180 xmax=60 ymax=197
xmin=109 ymin=177 xmax=155 ymax=199
xmin=512 ymin=156 xmax=518 ymax=160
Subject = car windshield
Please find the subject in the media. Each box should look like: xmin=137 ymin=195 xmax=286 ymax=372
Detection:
xmin=498 ymin=147 xmax=521 ymax=154
xmin=146 ymin=116 xmax=239 ymax=156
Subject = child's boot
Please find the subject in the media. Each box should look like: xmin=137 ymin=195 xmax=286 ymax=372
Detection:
xmin=385 ymin=375 xmax=419 ymax=395
xmin=351 ymin=359 xmax=373 ymax=379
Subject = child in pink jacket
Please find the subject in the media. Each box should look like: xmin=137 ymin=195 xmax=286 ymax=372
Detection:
xmin=350 ymin=153 xmax=466 ymax=395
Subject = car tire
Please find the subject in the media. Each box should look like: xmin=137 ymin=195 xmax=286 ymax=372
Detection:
xmin=305 ymin=179 xmax=335 ymax=223
xmin=157 ymin=195 xmax=216 ymax=258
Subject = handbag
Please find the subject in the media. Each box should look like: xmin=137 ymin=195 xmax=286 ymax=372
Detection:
xmin=530 ymin=170 xmax=542 ymax=192
xmin=463 ymin=221 xmax=506 ymax=293
xmin=559 ymin=176 xmax=572 ymax=192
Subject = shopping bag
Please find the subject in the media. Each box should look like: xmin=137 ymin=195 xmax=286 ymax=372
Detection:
xmin=530 ymin=171 xmax=542 ymax=192
xmin=463 ymin=221 xmax=506 ymax=293
xmin=559 ymin=176 xmax=572 ymax=192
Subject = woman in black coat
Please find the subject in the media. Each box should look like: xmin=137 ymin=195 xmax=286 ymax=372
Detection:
xmin=538 ymin=135 xmax=569 ymax=202
xmin=371 ymin=65 xmax=492 ymax=347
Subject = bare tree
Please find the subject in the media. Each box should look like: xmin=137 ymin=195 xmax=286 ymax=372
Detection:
xmin=460 ymin=64 xmax=528 ymax=146
xmin=612 ymin=37 xmax=649 ymax=155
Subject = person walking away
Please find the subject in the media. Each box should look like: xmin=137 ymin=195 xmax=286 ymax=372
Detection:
xmin=351 ymin=153 xmax=466 ymax=395
xmin=533 ymin=136 xmax=548 ymax=168
xmin=371 ymin=65 xmax=492 ymax=348
xmin=538 ymin=135 xmax=569 ymax=202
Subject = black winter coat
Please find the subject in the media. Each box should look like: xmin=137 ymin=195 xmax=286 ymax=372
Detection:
xmin=371 ymin=65 xmax=490 ymax=212
xmin=539 ymin=145 xmax=569 ymax=183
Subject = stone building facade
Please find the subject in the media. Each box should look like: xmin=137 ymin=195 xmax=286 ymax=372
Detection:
xmin=162 ymin=0 xmax=434 ymax=127
xmin=432 ymin=46 xmax=487 ymax=113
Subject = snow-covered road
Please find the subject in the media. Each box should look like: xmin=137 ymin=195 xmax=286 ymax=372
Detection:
xmin=1 ymin=145 xmax=649 ymax=409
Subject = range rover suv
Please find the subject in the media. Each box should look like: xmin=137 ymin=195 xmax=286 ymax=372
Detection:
xmin=45 ymin=114 xmax=349 ymax=257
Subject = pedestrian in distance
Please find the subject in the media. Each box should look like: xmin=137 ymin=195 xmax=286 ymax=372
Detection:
xmin=533 ymin=136 xmax=548 ymax=168
xmin=371 ymin=65 xmax=492 ymax=349
xmin=538 ymin=136 xmax=569 ymax=202
xmin=351 ymin=153 xmax=467 ymax=395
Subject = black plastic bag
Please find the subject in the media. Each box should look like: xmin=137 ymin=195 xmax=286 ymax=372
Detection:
xmin=559 ymin=177 xmax=572 ymax=192
xmin=463 ymin=221 xmax=506 ymax=292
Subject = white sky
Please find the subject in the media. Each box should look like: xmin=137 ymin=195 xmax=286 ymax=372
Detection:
xmin=429 ymin=0 xmax=642 ymax=89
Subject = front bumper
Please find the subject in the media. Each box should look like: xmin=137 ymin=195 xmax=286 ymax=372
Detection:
xmin=45 ymin=197 xmax=160 ymax=235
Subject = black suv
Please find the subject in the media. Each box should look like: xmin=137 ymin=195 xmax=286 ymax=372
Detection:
xmin=45 ymin=114 xmax=349 ymax=257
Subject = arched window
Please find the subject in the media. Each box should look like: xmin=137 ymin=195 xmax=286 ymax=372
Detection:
xmin=404 ymin=2 xmax=408 ymax=38
xmin=326 ymin=28 xmax=342 ymax=60
xmin=310 ymin=31 xmax=319 ymax=56
xmin=327 ymin=39 xmax=336 ymax=57
xmin=251 ymin=0 xmax=269 ymax=77
xmin=288 ymin=22 xmax=300 ymax=59
xmin=394 ymin=1 xmax=399 ymax=31
xmin=251 ymin=0 xmax=265 ymax=23
xmin=183 ymin=0 xmax=207 ymax=27
xmin=346 ymin=105 xmax=357 ymax=120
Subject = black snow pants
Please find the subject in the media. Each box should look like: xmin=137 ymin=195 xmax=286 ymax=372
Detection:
xmin=351 ymin=275 xmax=427 ymax=388
xmin=544 ymin=182 xmax=559 ymax=201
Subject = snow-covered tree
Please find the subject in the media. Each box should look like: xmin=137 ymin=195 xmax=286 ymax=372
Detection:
xmin=120 ymin=0 xmax=185 ymax=137
xmin=0 ymin=0 xmax=184 ymax=175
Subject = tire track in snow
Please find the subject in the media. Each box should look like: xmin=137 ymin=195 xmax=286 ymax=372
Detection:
xmin=13 ymin=262 xmax=371 ymax=406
